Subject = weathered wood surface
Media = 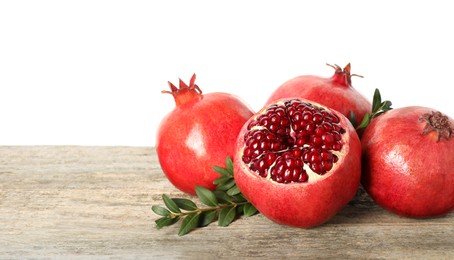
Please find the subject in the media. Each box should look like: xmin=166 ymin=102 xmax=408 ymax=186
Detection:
xmin=0 ymin=146 xmax=453 ymax=259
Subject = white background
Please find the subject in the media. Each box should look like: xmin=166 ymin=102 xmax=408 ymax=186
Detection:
xmin=1 ymin=1 xmax=453 ymax=146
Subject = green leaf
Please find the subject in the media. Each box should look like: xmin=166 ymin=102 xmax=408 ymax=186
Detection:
xmin=381 ymin=100 xmax=392 ymax=111
xmin=152 ymin=205 xmax=171 ymax=217
xmin=231 ymin=193 xmax=248 ymax=203
xmin=162 ymin=194 xmax=181 ymax=213
xmin=226 ymin=185 xmax=241 ymax=196
xmin=172 ymin=198 xmax=198 ymax=211
xmin=213 ymin=175 xmax=231 ymax=185
xmin=178 ymin=213 xmax=201 ymax=236
xmin=243 ymin=203 xmax=258 ymax=217
xmin=216 ymin=178 xmax=236 ymax=191
xmin=213 ymin=165 xmax=232 ymax=177
xmin=349 ymin=111 xmax=357 ymax=127
xmin=236 ymin=204 xmax=245 ymax=215
xmin=218 ymin=206 xmax=237 ymax=227
xmin=195 ymin=186 xmax=218 ymax=207
xmin=198 ymin=210 xmax=217 ymax=227
xmin=225 ymin=156 xmax=234 ymax=173
xmin=155 ymin=216 xmax=179 ymax=229
xmin=372 ymin=88 xmax=382 ymax=113
xmin=214 ymin=190 xmax=233 ymax=204
xmin=356 ymin=113 xmax=371 ymax=130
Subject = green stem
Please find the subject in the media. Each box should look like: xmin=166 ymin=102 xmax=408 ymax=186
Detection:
xmin=169 ymin=201 xmax=250 ymax=218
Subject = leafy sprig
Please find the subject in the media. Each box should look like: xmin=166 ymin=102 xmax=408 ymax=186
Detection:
xmin=152 ymin=157 xmax=258 ymax=236
xmin=350 ymin=88 xmax=393 ymax=130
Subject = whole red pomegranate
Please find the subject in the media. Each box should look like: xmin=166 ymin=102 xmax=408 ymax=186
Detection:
xmin=266 ymin=63 xmax=371 ymax=127
xmin=156 ymin=74 xmax=254 ymax=195
xmin=234 ymin=98 xmax=361 ymax=228
xmin=361 ymin=106 xmax=454 ymax=218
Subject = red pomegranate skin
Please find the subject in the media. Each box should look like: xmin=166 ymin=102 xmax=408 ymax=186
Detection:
xmin=234 ymin=98 xmax=361 ymax=228
xmin=266 ymin=64 xmax=371 ymax=127
xmin=361 ymin=106 xmax=454 ymax=218
xmin=157 ymin=76 xmax=254 ymax=195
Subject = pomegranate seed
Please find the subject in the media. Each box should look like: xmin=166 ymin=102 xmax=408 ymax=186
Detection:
xmin=264 ymin=152 xmax=277 ymax=165
xmin=281 ymin=118 xmax=290 ymax=127
xmin=321 ymin=122 xmax=333 ymax=131
xmin=293 ymin=112 xmax=302 ymax=122
xmin=292 ymin=123 xmax=301 ymax=132
xmin=305 ymin=122 xmax=316 ymax=134
xmin=321 ymin=133 xmax=335 ymax=146
xmin=242 ymin=155 xmax=251 ymax=164
xmin=322 ymin=160 xmax=333 ymax=172
xmin=313 ymin=113 xmax=323 ymax=123
xmin=315 ymin=126 xmax=325 ymax=136
xmin=321 ymin=151 xmax=332 ymax=161
xmin=260 ymin=141 xmax=270 ymax=150
xmin=292 ymin=148 xmax=302 ymax=157
xmin=260 ymin=117 xmax=269 ymax=127
xmin=302 ymin=111 xmax=313 ymax=121
xmin=312 ymin=136 xmax=324 ymax=147
xmin=310 ymin=153 xmax=322 ymax=163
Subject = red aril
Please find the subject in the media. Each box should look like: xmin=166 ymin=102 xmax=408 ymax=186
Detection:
xmin=156 ymin=74 xmax=254 ymax=195
xmin=361 ymin=106 xmax=454 ymax=218
xmin=266 ymin=63 xmax=371 ymax=127
xmin=234 ymin=98 xmax=361 ymax=228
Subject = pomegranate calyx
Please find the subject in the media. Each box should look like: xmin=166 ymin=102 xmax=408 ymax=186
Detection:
xmin=162 ymin=74 xmax=203 ymax=106
xmin=327 ymin=63 xmax=363 ymax=86
xmin=419 ymin=111 xmax=453 ymax=142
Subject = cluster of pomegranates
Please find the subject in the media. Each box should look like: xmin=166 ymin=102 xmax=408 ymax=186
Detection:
xmin=156 ymin=64 xmax=454 ymax=228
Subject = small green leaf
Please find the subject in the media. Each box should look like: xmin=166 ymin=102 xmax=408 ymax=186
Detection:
xmin=349 ymin=111 xmax=357 ymax=127
xmin=213 ymin=175 xmax=231 ymax=185
xmin=244 ymin=203 xmax=258 ymax=217
xmin=178 ymin=213 xmax=200 ymax=236
xmin=236 ymin=204 xmax=245 ymax=215
xmin=214 ymin=190 xmax=233 ymax=204
xmin=155 ymin=216 xmax=179 ymax=229
xmin=232 ymin=193 xmax=248 ymax=203
xmin=225 ymin=156 xmax=234 ymax=173
xmin=381 ymin=100 xmax=392 ymax=111
xmin=356 ymin=113 xmax=371 ymax=130
xmin=372 ymin=88 xmax=382 ymax=113
xmin=195 ymin=186 xmax=218 ymax=207
xmin=216 ymin=178 xmax=236 ymax=191
xmin=162 ymin=194 xmax=181 ymax=213
xmin=198 ymin=210 xmax=217 ymax=227
xmin=213 ymin=166 xmax=232 ymax=177
xmin=172 ymin=198 xmax=198 ymax=211
xmin=218 ymin=206 xmax=237 ymax=227
xmin=178 ymin=213 xmax=201 ymax=236
xmin=226 ymin=185 xmax=241 ymax=196
xmin=152 ymin=205 xmax=171 ymax=217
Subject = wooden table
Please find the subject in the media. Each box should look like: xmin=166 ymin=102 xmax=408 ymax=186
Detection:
xmin=1 ymin=146 xmax=453 ymax=259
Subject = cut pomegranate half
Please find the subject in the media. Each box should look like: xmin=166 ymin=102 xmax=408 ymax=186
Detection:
xmin=234 ymin=98 xmax=361 ymax=228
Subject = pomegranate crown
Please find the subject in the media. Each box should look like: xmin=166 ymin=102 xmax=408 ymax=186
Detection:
xmin=419 ymin=111 xmax=453 ymax=142
xmin=162 ymin=73 xmax=202 ymax=95
xmin=162 ymin=73 xmax=202 ymax=106
xmin=327 ymin=63 xmax=363 ymax=86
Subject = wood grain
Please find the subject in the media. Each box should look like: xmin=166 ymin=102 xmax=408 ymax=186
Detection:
xmin=0 ymin=146 xmax=453 ymax=259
